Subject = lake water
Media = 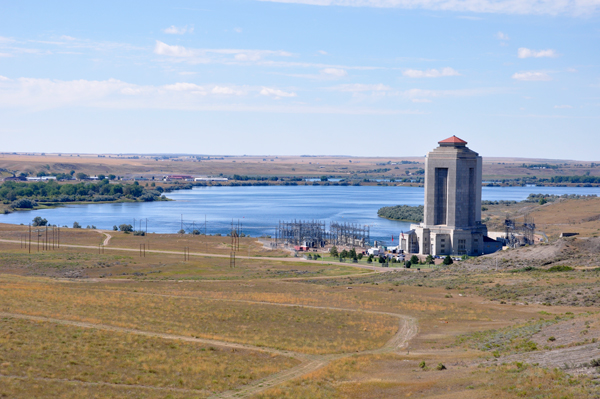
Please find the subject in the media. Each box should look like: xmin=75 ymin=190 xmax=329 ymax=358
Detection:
xmin=1 ymin=185 xmax=599 ymax=245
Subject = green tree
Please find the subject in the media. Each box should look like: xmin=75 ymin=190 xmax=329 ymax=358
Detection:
xmin=329 ymin=246 xmax=338 ymax=258
xmin=32 ymin=216 xmax=48 ymax=226
xmin=539 ymin=197 xmax=547 ymax=205
xmin=410 ymin=255 xmax=420 ymax=264
xmin=119 ymin=224 xmax=133 ymax=233
xmin=349 ymin=248 xmax=357 ymax=258
xmin=113 ymin=225 xmax=118 ymax=231
xmin=367 ymin=254 xmax=373 ymax=263
xmin=443 ymin=255 xmax=453 ymax=265
xmin=357 ymin=253 xmax=363 ymax=260
xmin=340 ymin=249 xmax=349 ymax=259
xmin=405 ymin=260 xmax=412 ymax=268
xmin=425 ymin=255 xmax=434 ymax=265
xmin=75 ymin=172 xmax=87 ymax=180
xmin=72 ymin=221 xmax=81 ymax=229
xmin=108 ymin=174 xmax=116 ymax=180
xmin=97 ymin=174 xmax=106 ymax=180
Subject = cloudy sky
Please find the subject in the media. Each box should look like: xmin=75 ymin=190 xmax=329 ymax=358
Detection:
xmin=1 ymin=0 xmax=599 ymax=159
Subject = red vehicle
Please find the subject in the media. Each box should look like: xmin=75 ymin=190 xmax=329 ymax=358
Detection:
xmin=294 ymin=245 xmax=309 ymax=251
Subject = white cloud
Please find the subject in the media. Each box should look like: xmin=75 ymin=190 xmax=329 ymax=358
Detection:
xmin=60 ymin=35 xmax=77 ymax=41
xmin=412 ymin=98 xmax=432 ymax=103
xmin=163 ymin=82 xmax=205 ymax=91
xmin=567 ymin=67 xmax=578 ymax=72
xmin=517 ymin=47 xmax=558 ymax=58
xmin=260 ymin=87 xmax=297 ymax=98
xmin=0 ymin=36 xmax=15 ymax=43
xmin=403 ymin=67 xmax=460 ymax=78
xmin=331 ymin=83 xmax=391 ymax=92
xmin=0 ymin=75 xmax=11 ymax=81
xmin=320 ymin=68 xmax=347 ymax=77
xmin=212 ymin=86 xmax=246 ymax=95
xmin=495 ymin=31 xmax=509 ymax=40
xmin=154 ymin=41 xmax=197 ymax=57
xmin=256 ymin=0 xmax=600 ymax=16
xmin=163 ymin=25 xmax=194 ymax=35
xmin=153 ymin=41 xmax=293 ymax=65
xmin=0 ymin=53 xmax=13 ymax=58
xmin=554 ymin=104 xmax=573 ymax=108
xmin=318 ymin=50 xmax=328 ymax=55
xmin=512 ymin=71 xmax=552 ymax=81
xmin=234 ymin=27 xmax=243 ymax=33
xmin=401 ymin=87 xmax=507 ymax=98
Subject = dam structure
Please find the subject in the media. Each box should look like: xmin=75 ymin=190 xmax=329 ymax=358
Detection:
xmin=404 ymin=136 xmax=501 ymax=256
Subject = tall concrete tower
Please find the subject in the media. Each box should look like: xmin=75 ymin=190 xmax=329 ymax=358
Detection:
xmin=407 ymin=136 xmax=499 ymax=256
xmin=424 ymin=135 xmax=482 ymax=229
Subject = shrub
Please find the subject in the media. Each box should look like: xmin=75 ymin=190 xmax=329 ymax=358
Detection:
xmin=357 ymin=253 xmax=363 ymax=260
xmin=330 ymin=246 xmax=338 ymax=258
xmin=72 ymin=221 xmax=81 ymax=229
xmin=113 ymin=225 xmax=118 ymax=231
xmin=11 ymin=198 xmax=35 ymax=209
xmin=436 ymin=363 xmax=446 ymax=370
xmin=405 ymin=261 xmax=412 ymax=269
xmin=133 ymin=230 xmax=145 ymax=236
xmin=547 ymin=265 xmax=573 ymax=272
xmin=443 ymin=255 xmax=453 ymax=265
xmin=419 ymin=361 xmax=426 ymax=369
xmin=32 ymin=216 xmax=48 ymax=227
xmin=119 ymin=224 xmax=133 ymax=232
xmin=410 ymin=255 xmax=419 ymax=264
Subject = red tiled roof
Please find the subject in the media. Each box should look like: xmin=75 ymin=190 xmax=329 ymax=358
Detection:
xmin=438 ymin=135 xmax=467 ymax=145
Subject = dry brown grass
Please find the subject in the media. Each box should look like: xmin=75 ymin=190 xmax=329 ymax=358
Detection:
xmin=0 ymin=276 xmax=398 ymax=354
xmin=2 ymin=153 xmax=598 ymax=180
xmin=0 ymin=317 xmax=297 ymax=397
xmin=482 ymin=198 xmax=600 ymax=239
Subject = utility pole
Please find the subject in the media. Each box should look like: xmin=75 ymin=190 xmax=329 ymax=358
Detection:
xmin=28 ymin=224 xmax=31 ymax=254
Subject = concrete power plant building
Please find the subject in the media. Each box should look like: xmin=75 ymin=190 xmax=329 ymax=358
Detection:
xmin=405 ymin=136 xmax=502 ymax=256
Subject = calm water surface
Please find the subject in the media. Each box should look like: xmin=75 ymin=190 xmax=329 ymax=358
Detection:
xmin=1 ymin=185 xmax=599 ymax=245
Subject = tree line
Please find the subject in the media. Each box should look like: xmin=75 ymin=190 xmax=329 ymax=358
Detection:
xmin=377 ymin=205 xmax=424 ymax=223
xmin=1 ymin=180 xmax=166 ymax=209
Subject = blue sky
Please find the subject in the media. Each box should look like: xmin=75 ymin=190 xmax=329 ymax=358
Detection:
xmin=0 ymin=0 xmax=598 ymax=159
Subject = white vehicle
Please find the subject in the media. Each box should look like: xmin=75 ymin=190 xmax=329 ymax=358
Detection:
xmin=367 ymin=248 xmax=380 ymax=256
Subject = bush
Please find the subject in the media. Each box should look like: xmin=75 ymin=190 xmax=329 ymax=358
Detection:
xmin=443 ymin=255 xmax=453 ymax=265
xmin=436 ymin=363 xmax=446 ymax=371
xmin=191 ymin=229 xmax=200 ymax=235
xmin=73 ymin=221 xmax=81 ymax=229
xmin=425 ymin=255 xmax=434 ymax=265
xmin=11 ymin=198 xmax=35 ymax=209
xmin=178 ymin=229 xmax=185 ymax=234
xmin=32 ymin=216 xmax=48 ymax=227
xmin=547 ymin=265 xmax=573 ymax=272
xmin=113 ymin=225 xmax=118 ymax=231
xmin=133 ymin=230 xmax=145 ymax=236
xmin=357 ymin=253 xmax=363 ymax=260
xmin=419 ymin=361 xmax=426 ymax=369
xmin=119 ymin=224 xmax=133 ymax=232
xmin=330 ymin=246 xmax=338 ymax=258
xmin=405 ymin=261 xmax=412 ymax=269
xmin=410 ymin=255 xmax=419 ymax=264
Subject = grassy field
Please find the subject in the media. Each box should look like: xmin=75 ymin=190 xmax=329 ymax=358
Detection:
xmin=2 ymin=153 xmax=599 ymax=181
xmin=0 ymin=317 xmax=298 ymax=398
xmin=1 ymin=220 xmax=600 ymax=397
